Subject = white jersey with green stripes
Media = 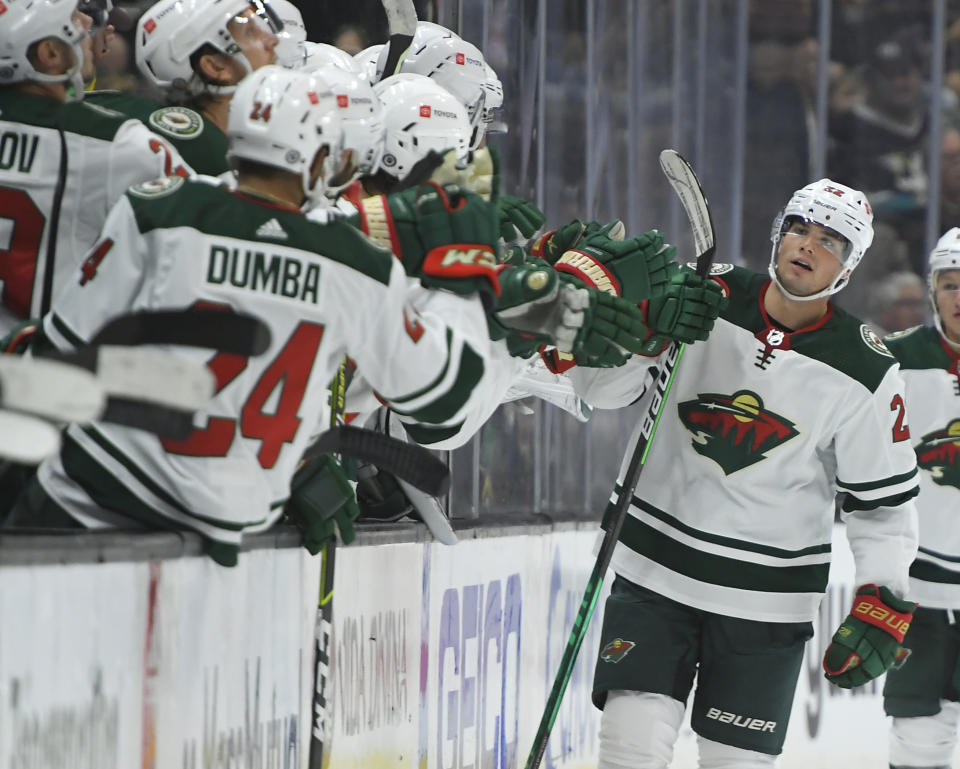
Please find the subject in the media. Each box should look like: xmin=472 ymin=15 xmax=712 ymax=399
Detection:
xmin=35 ymin=176 xmax=494 ymax=551
xmin=885 ymin=324 xmax=960 ymax=610
xmin=570 ymin=265 xmax=919 ymax=623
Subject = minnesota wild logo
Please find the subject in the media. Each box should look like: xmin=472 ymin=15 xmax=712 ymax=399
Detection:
xmin=600 ymin=638 xmax=636 ymax=663
xmin=677 ymin=390 xmax=799 ymax=474
xmin=916 ymin=420 xmax=960 ymax=489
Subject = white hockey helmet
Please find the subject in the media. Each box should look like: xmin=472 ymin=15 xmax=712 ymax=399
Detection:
xmin=353 ymin=43 xmax=384 ymax=82
xmin=306 ymin=62 xmax=384 ymax=185
xmin=227 ymin=64 xmax=344 ymax=209
xmin=0 ymin=0 xmax=89 ymax=96
xmin=136 ymin=0 xmax=282 ymax=97
xmin=927 ymin=227 xmax=960 ymax=336
xmin=374 ymin=73 xmax=471 ymax=181
xmin=264 ymin=0 xmax=305 ymax=68
xmin=482 ymin=60 xmax=504 ymax=129
xmin=301 ymin=42 xmax=358 ymax=73
xmin=769 ymin=178 xmax=874 ymax=301
xmin=391 ymin=25 xmax=489 ymax=150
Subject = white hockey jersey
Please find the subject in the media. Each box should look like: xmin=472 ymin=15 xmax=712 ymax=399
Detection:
xmin=570 ymin=265 xmax=919 ymax=623
xmin=885 ymin=325 xmax=960 ymax=609
xmin=36 ymin=176 xmax=490 ymax=556
xmin=0 ymin=90 xmax=188 ymax=334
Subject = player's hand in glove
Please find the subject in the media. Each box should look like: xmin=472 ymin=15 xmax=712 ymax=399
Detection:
xmin=488 ymin=264 xmax=649 ymax=363
xmin=498 ymin=195 xmax=546 ymax=241
xmin=283 ymin=454 xmax=360 ymax=553
xmin=555 ymin=227 xmax=678 ymax=302
xmin=822 ymin=584 xmax=916 ymax=689
xmin=643 ymin=268 xmax=726 ymax=344
xmin=529 ymin=218 xmax=626 ymax=264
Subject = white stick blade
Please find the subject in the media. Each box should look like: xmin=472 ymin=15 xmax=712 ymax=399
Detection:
xmin=0 ymin=356 xmax=104 ymax=423
xmin=0 ymin=410 xmax=62 ymax=463
xmin=658 ymin=149 xmax=715 ymax=258
xmin=96 ymin=347 xmax=216 ymax=412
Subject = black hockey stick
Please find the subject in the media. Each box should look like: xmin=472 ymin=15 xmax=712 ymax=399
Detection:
xmin=524 ymin=149 xmax=716 ymax=769
xmin=87 ymin=308 xmax=271 ymax=357
xmin=304 ymin=424 xmax=450 ymax=497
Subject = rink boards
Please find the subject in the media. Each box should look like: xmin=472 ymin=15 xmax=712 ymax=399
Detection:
xmin=0 ymin=524 xmax=913 ymax=768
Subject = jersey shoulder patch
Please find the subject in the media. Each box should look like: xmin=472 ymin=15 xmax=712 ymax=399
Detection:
xmin=147 ymin=106 xmax=204 ymax=140
xmin=860 ymin=324 xmax=894 ymax=357
xmin=684 ymin=261 xmax=733 ymax=276
xmin=883 ymin=325 xmax=923 ymax=343
xmin=128 ymin=175 xmax=185 ymax=199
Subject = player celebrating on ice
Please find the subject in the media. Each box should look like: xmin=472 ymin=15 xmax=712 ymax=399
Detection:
xmin=572 ymin=179 xmax=919 ymax=768
xmin=881 ymin=228 xmax=960 ymax=769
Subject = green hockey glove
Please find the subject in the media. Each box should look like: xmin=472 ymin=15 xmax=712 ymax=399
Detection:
xmin=555 ymin=228 xmax=678 ymax=302
xmin=497 ymin=194 xmax=546 ymax=241
xmin=572 ymin=289 xmax=655 ymax=367
xmin=283 ymin=454 xmax=360 ymax=553
xmin=350 ymin=182 xmax=500 ymax=290
xmin=529 ymin=218 xmax=626 ymax=265
xmin=643 ymin=268 xmax=726 ymax=344
xmin=823 ymin=584 xmax=917 ymax=689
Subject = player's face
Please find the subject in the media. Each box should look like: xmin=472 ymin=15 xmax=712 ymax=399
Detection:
xmin=935 ymin=269 xmax=960 ymax=343
xmin=775 ymin=219 xmax=847 ymax=297
xmin=227 ymin=9 xmax=279 ymax=74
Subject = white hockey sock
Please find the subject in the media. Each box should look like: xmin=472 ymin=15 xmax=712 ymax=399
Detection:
xmin=889 ymin=700 xmax=960 ymax=768
xmin=696 ymin=735 xmax=776 ymax=768
xmin=598 ymin=690 xmax=684 ymax=769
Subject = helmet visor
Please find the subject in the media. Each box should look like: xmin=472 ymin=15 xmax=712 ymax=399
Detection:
xmin=780 ymin=215 xmax=852 ymax=261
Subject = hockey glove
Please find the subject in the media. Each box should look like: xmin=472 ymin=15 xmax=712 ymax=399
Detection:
xmin=283 ymin=454 xmax=360 ymax=553
xmin=429 ymin=145 xmax=500 ymax=202
xmin=555 ymin=227 xmax=678 ymax=302
xmin=350 ymin=182 xmax=500 ymax=290
xmin=529 ymin=218 xmax=626 ymax=265
xmin=498 ymin=195 xmax=546 ymax=242
xmin=822 ymin=584 xmax=917 ymax=689
xmin=573 ymin=289 xmax=656 ymax=367
xmin=643 ymin=268 xmax=726 ymax=345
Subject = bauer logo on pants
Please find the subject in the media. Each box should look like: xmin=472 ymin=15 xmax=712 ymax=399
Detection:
xmin=600 ymin=638 xmax=635 ymax=663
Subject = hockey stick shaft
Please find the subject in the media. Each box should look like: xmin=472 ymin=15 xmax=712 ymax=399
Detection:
xmin=524 ymin=149 xmax=715 ymax=769
xmin=304 ymin=425 xmax=450 ymax=497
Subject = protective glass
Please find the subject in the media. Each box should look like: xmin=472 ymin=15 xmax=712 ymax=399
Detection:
xmin=781 ymin=216 xmax=851 ymax=260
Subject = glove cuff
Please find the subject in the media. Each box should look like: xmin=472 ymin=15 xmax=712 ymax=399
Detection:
xmin=540 ymin=346 xmax=578 ymax=373
xmin=421 ymin=245 xmax=503 ymax=296
xmin=529 ymin=229 xmax=557 ymax=260
xmin=554 ymin=249 xmax=621 ymax=296
xmin=358 ymin=195 xmax=401 ymax=253
xmin=851 ymin=584 xmax=916 ymax=643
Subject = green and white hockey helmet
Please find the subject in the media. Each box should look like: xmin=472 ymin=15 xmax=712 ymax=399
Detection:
xmin=302 ymin=42 xmax=358 ymax=74
xmin=264 ymin=0 xmax=306 ymax=69
xmin=387 ymin=23 xmax=489 ymax=150
xmin=227 ymin=65 xmax=344 ymax=209
xmin=0 ymin=0 xmax=88 ymax=97
xmin=136 ymin=0 xmax=282 ymax=97
xmin=353 ymin=44 xmax=384 ymax=83
xmin=306 ymin=62 xmax=384 ymax=185
xmin=769 ymin=178 xmax=874 ymax=301
xmin=373 ymin=73 xmax=471 ymax=181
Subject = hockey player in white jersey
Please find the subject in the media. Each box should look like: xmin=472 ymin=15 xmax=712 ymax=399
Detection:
xmin=5 ymin=65 xmax=656 ymax=565
xmin=882 ymin=228 xmax=960 ymax=769
xmin=0 ymin=0 xmax=189 ymax=336
xmin=575 ymin=179 xmax=920 ymax=768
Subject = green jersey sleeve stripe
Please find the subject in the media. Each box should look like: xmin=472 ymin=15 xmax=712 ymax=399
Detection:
xmin=836 ymin=467 xmax=918 ymax=493
xmin=618 ymin=514 xmax=830 ymax=593
xmin=389 ymin=342 xmax=484 ymax=424
xmin=611 ymin=488 xmax=832 ymax=559
xmin=50 ymin=313 xmax=87 ymax=348
xmin=385 ymin=328 xmax=453 ymax=406
xmin=400 ymin=421 xmax=465 ymax=445
xmin=910 ymin=559 xmax=960 ymax=585
xmin=840 ymin=486 xmax=919 ymax=512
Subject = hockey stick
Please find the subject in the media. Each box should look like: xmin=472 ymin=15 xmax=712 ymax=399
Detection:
xmin=524 ymin=149 xmax=715 ymax=769
xmin=378 ymin=0 xmax=417 ymax=80
xmin=87 ymin=308 xmax=271 ymax=357
xmin=304 ymin=424 xmax=450 ymax=497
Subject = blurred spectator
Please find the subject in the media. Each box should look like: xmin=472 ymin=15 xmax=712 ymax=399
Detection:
xmin=865 ymin=271 xmax=928 ymax=336
xmin=93 ymin=33 xmax=136 ymax=92
xmin=940 ymin=125 xmax=960 ymax=233
xmin=829 ymin=30 xmax=928 ymax=259
xmin=333 ymin=23 xmax=368 ymax=55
